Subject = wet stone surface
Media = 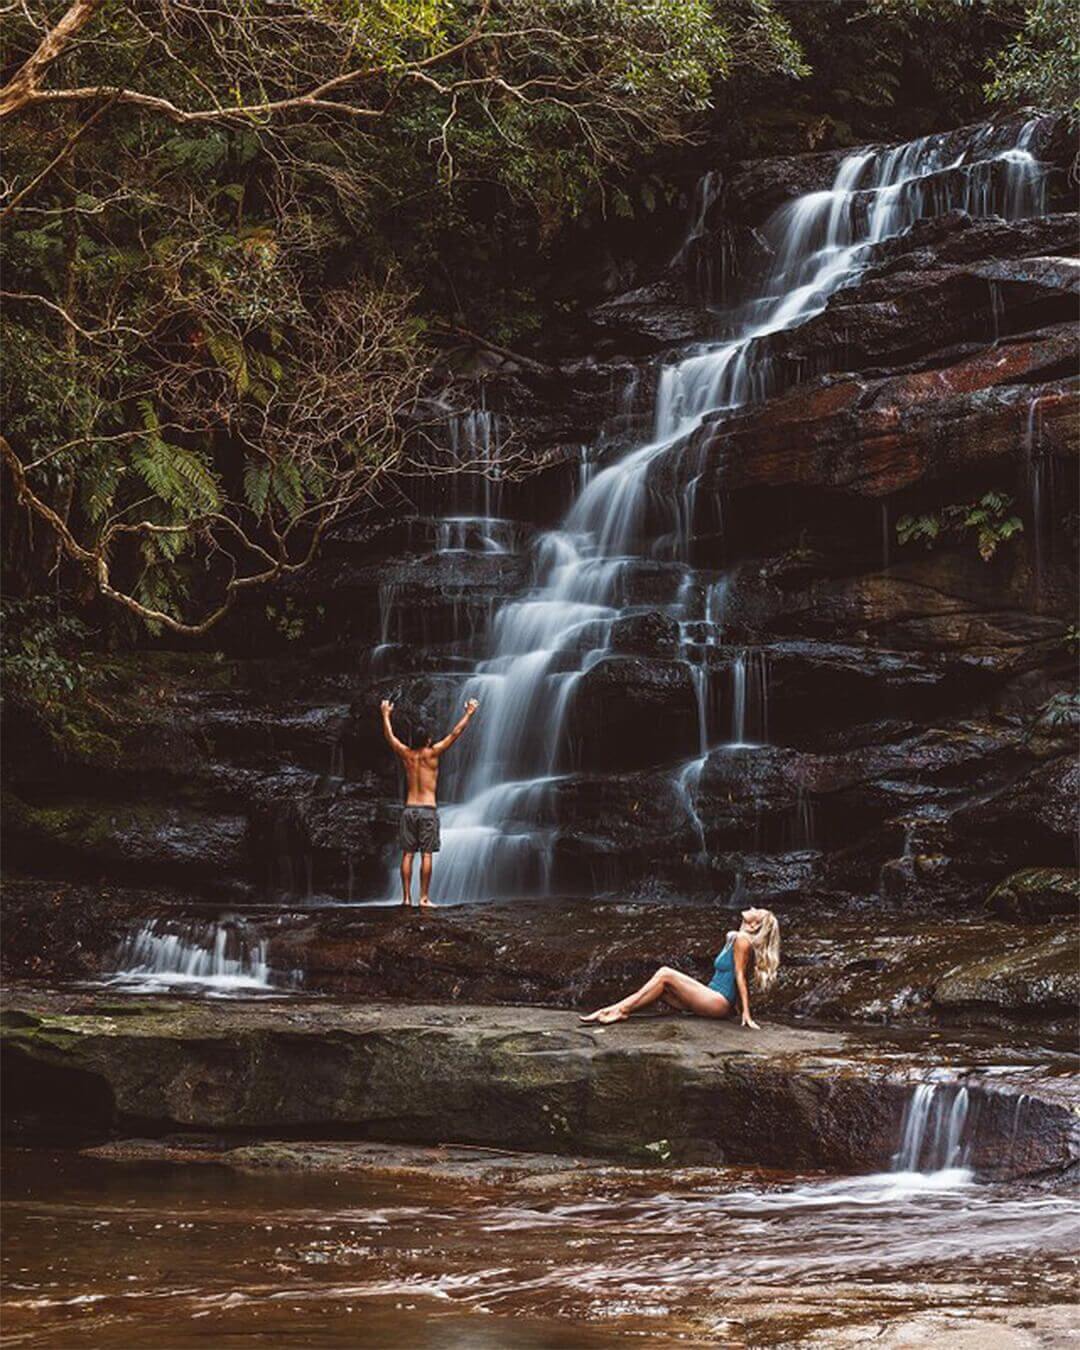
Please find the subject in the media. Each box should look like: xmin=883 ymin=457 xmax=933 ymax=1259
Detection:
xmin=3 ymin=989 xmax=1077 ymax=1181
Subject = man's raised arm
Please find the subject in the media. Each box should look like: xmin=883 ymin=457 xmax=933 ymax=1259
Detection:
xmin=432 ymin=698 xmax=479 ymax=754
xmin=380 ymin=699 xmax=407 ymax=755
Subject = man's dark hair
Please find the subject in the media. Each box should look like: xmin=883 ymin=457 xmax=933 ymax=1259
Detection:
xmin=410 ymin=719 xmax=433 ymax=748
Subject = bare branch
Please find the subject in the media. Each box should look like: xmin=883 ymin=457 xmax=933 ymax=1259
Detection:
xmin=0 ymin=0 xmax=104 ymax=119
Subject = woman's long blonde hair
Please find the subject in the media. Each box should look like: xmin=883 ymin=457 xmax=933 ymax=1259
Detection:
xmin=728 ymin=910 xmax=781 ymax=992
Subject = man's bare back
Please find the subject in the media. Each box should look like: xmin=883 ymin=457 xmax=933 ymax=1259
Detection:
xmin=398 ymin=745 xmax=441 ymax=807
xmin=380 ymin=697 xmax=479 ymax=906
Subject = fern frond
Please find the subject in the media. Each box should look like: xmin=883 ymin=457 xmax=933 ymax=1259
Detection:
xmin=243 ymin=459 xmax=271 ymax=518
xmin=270 ymin=458 xmax=304 ymax=519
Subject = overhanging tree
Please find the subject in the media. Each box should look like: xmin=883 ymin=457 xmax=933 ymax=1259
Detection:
xmin=1 ymin=0 xmax=805 ymax=632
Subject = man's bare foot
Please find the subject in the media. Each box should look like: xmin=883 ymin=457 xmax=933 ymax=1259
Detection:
xmin=419 ymin=897 xmax=434 ymax=908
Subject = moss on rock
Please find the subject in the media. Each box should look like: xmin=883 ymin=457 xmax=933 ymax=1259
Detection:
xmin=987 ymin=867 xmax=1080 ymax=921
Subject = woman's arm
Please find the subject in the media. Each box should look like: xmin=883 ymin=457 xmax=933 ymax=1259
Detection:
xmin=733 ymin=935 xmax=759 ymax=1030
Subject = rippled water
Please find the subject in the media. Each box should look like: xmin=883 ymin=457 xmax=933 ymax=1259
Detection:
xmin=3 ymin=1152 xmax=1076 ymax=1347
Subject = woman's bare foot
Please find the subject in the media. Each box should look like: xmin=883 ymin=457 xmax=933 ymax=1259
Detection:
xmin=579 ymin=1004 xmax=628 ymax=1024
xmin=419 ymin=897 xmax=434 ymax=908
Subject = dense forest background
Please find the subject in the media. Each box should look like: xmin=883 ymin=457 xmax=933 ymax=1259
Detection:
xmin=1 ymin=0 xmax=1076 ymax=760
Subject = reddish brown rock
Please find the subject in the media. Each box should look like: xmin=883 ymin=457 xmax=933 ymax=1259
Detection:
xmin=685 ymin=331 xmax=1076 ymax=499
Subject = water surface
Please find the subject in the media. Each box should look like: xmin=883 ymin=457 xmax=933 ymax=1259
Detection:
xmin=4 ymin=1150 xmax=1076 ymax=1347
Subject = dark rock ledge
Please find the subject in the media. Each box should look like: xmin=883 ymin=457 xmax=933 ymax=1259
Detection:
xmin=2 ymin=993 xmax=1076 ymax=1180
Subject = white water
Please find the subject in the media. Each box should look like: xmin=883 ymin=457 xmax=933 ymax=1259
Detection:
xmin=385 ymin=119 xmax=1050 ymax=903
xmin=106 ymin=918 xmax=299 ymax=995
xmin=892 ymin=1081 xmax=974 ymax=1178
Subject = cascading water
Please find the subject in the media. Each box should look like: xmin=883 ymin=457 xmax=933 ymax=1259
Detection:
xmin=384 ymin=119 xmax=1050 ymax=904
xmin=892 ymin=1081 xmax=974 ymax=1176
xmin=106 ymin=917 xmax=299 ymax=995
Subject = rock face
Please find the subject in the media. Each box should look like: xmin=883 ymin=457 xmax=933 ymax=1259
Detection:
xmin=4 ymin=993 xmax=1077 ymax=1180
xmin=2 ymin=113 xmax=1077 ymax=980
xmin=933 ymin=928 xmax=1078 ymax=1018
xmin=987 ymin=867 xmax=1079 ymax=920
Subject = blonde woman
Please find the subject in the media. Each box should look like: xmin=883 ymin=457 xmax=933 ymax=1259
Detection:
xmin=580 ymin=908 xmax=780 ymax=1029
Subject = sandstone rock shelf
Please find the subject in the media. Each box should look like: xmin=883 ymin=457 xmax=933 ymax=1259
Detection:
xmin=3 ymin=991 xmax=1076 ymax=1180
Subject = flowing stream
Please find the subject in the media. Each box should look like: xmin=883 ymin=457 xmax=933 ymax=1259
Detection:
xmin=387 ymin=119 xmax=1049 ymax=903
xmin=5 ymin=1134 xmax=1075 ymax=1348
xmin=104 ymin=917 xmax=299 ymax=996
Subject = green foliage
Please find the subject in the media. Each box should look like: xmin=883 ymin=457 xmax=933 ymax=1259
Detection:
xmin=1025 ymin=690 xmax=1080 ymax=743
xmin=986 ymin=0 xmax=1080 ymax=111
xmin=3 ymin=0 xmax=811 ymax=630
xmin=867 ymin=0 xmax=1079 ymax=116
xmin=264 ymin=596 xmax=324 ymax=641
xmin=0 ymin=599 xmax=121 ymax=763
xmin=896 ymin=492 xmax=1025 ymax=561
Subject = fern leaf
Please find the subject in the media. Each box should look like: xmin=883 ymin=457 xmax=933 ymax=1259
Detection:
xmin=270 ymin=458 xmax=304 ymax=519
xmin=206 ymin=330 xmax=249 ymax=394
xmin=243 ymin=460 xmax=271 ymax=518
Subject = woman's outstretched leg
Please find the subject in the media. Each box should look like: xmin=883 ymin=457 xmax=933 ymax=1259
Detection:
xmin=581 ymin=967 xmax=729 ymax=1023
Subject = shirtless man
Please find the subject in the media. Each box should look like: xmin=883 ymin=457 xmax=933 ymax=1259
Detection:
xmin=381 ymin=697 xmax=479 ymax=907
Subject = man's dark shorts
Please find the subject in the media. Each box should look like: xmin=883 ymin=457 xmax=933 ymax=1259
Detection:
xmin=400 ymin=805 xmax=441 ymax=854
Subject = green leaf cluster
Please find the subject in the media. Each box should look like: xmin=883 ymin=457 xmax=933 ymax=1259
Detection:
xmin=896 ymin=492 xmax=1025 ymax=561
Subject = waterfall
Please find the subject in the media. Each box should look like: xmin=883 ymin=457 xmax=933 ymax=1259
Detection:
xmin=893 ymin=1082 xmax=973 ymax=1174
xmin=380 ymin=119 xmax=1050 ymax=904
xmin=673 ymin=169 xmax=729 ymax=304
xmin=675 ymin=755 xmax=708 ymax=861
xmin=447 ymin=408 xmax=506 ymax=519
xmin=105 ymin=917 xmax=299 ymax=995
xmin=1023 ymin=395 xmax=1051 ymax=593
xmin=435 ymin=517 xmax=514 ymax=554
xmin=729 ymin=648 xmax=768 ymax=747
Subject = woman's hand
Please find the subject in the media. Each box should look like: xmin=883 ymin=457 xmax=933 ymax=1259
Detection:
xmin=741 ymin=1013 xmax=760 ymax=1030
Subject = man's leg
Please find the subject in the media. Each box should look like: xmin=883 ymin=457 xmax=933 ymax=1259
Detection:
xmin=400 ymin=851 xmax=413 ymax=906
xmin=419 ymin=852 xmax=433 ymax=907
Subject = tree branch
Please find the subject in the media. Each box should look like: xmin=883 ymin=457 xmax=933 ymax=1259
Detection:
xmin=0 ymin=0 xmax=105 ymax=119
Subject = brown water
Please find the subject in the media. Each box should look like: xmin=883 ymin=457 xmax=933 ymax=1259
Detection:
xmin=3 ymin=1151 xmax=1077 ymax=1347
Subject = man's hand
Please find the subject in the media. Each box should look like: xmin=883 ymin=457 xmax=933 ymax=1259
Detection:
xmin=380 ymin=699 xmax=394 ymax=715
xmin=465 ymin=698 xmax=479 ymax=715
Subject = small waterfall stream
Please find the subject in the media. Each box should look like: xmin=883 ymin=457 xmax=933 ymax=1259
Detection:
xmin=106 ymin=918 xmax=300 ymax=995
xmin=893 ymin=1082 xmax=973 ymax=1175
xmin=384 ymin=119 xmax=1049 ymax=904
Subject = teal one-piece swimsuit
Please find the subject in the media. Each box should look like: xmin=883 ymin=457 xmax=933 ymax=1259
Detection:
xmin=708 ymin=939 xmax=738 ymax=1002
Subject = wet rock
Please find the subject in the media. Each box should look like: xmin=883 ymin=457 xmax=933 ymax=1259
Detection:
xmin=769 ymin=254 xmax=1078 ymax=380
xmin=609 ymin=611 xmax=680 ymax=657
xmin=933 ymin=928 xmax=1078 ymax=1016
xmin=568 ymin=657 xmax=699 ymax=770
xmin=694 ymin=722 xmax=1026 ymax=863
xmin=186 ymin=697 xmax=351 ymax=772
xmin=722 ymin=146 xmax=851 ymax=224
xmin=588 ymin=278 xmax=719 ymax=351
xmin=948 ymin=755 xmax=1079 ymax=870
xmin=550 ymin=771 xmax=698 ymax=889
xmin=246 ymin=769 xmax=394 ymax=900
xmin=683 ymin=332 xmax=1078 ymax=506
xmin=987 ymin=868 xmax=1080 ymax=921
xmin=867 ymin=211 xmax=1079 ymax=275
xmin=80 ymin=1137 xmax=627 ymax=1187
xmin=4 ymin=990 xmax=1076 ymax=1177
xmin=4 ymin=793 xmax=248 ymax=886
xmin=758 ymin=641 xmax=957 ymax=744
xmin=283 ymin=550 xmax=529 ymax=650
xmin=0 ymin=879 xmax=151 ymax=980
xmin=755 ymin=555 xmax=1076 ymax=656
